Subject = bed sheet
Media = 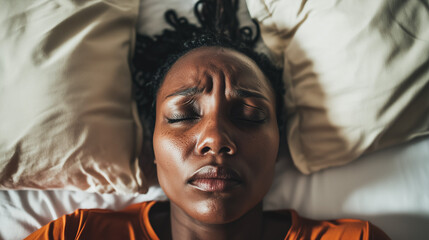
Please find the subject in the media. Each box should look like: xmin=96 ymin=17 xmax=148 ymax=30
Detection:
xmin=0 ymin=187 xmax=166 ymax=240
xmin=1 ymin=136 xmax=428 ymax=240
xmin=265 ymin=136 xmax=429 ymax=239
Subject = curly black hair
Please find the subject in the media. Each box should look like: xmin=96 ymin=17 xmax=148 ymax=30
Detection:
xmin=132 ymin=0 xmax=285 ymax=135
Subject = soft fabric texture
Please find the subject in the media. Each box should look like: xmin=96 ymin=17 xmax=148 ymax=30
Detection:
xmin=137 ymin=0 xmax=255 ymax=36
xmin=246 ymin=0 xmax=429 ymax=173
xmin=25 ymin=201 xmax=390 ymax=240
xmin=0 ymin=0 xmax=146 ymax=193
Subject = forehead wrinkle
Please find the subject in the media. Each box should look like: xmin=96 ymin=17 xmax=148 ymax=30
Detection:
xmin=201 ymin=62 xmax=226 ymax=95
xmin=198 ymin=58 xmax=272 ymax=102
xmin=220 ymin=59 xmax=273 ymax=101
xmin=197 ymin=66 xmax=214 ymax=93
xmin=204 ymin=61 xmax=241 ymax=94
xmin=162 ymin=47 xmax=274 ymax=103
xmin=231 ymin=57 xmax=273 ymax=99
xmin=223 ymin=62 xmax=239 ymax=88
xmin=165 ymin=87 xmax=204 ymax=99
xmin=162 ymin=63 xmax=204 ymax=99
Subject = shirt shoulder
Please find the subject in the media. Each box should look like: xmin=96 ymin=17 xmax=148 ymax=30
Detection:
xmin=284 ymin=210 xmax=391 ymax=240
xmin=25 ymin=201 xmax=155 ymax=240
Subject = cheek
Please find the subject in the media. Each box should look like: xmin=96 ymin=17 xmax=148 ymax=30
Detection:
xmin=153 ymin=129 xmax=192 ymax=198
xmin=241 ymin=124 xmax=279 ymax=194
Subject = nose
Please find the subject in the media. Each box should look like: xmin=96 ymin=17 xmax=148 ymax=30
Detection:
xmin=195 ymin=118 xmax=237 ymax=156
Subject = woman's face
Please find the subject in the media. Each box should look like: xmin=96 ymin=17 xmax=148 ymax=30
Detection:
xmin=153 ymin=47 xmax=279 ymax=224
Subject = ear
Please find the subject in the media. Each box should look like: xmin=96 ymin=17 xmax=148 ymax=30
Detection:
xmin=154 ymin=159 xmax=157 ymax=165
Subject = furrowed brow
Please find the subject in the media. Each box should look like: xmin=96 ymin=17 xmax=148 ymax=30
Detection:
xmin=165 ymin=87 xmax=203 ymax=99
xmin=233 ymin=89 xmax=268 ymax=100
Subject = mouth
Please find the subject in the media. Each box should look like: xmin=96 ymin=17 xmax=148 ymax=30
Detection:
xmin=187 ymin=165 xmax=242 ymax=192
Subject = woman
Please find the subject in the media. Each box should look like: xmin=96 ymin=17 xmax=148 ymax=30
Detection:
xmin=26 ymin=1 xmax=390 ymax=239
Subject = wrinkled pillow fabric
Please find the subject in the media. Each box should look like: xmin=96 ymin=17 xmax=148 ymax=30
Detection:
xmin=246 ymin=0 xmax=429 ymax=173
xmin=0 ymin=0 xmax=146 ymax=193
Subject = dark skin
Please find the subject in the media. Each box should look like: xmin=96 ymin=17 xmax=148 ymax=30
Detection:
xmin=151 ymin=46 xmax=290 ymax=240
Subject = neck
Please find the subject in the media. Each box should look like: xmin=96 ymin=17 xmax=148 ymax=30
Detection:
xmin=170 ymin=202 xmax=264 ymax=240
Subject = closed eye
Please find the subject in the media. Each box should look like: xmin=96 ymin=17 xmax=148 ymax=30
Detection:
xmin=233 ymin=104 xmax=267 ymax=123
xmin=166 ymin=113 xmax=200 ymax=124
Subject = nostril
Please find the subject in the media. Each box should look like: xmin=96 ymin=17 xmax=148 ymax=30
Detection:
xmin=219 ymin=146 xmax=231 ymax=154
xmin=201 ymin=146 xmax=211 ymax=154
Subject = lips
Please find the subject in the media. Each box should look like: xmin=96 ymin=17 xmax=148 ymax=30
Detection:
xmin=188 ymin=165 xmax=242 ymax=192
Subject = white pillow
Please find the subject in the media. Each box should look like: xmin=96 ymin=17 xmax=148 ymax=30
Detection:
xmin=264 ymin=136 xmax=429 ymax=240
xmin=137 ymin=0 xmax=255 ymax=35
xmin=0 ymin=0 xmax=146 ymax=193
xmin=246 ymin=0 xmax=429 ymax=173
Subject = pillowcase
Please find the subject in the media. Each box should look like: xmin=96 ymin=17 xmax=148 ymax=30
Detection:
xmin=0 ymin=0 xmax=146 ymax=193
xmin=246 ymin=0 xmax=429 ymax=173
xmin=136 ymin=0 xmax=255 ymax=38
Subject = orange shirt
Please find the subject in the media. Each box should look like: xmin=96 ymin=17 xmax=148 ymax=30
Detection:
xmin=25 ymin=201 xmax=390 ymax=240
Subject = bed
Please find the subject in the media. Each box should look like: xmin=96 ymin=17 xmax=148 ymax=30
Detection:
xmin=1 ymin=0 xmax=428 ymax=239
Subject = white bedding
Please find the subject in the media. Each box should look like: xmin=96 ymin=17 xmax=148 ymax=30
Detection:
xmin=266 ymin=136 xmax=429 ymax=239
xmin=0 ymin=187 xmax=166 ymax=240
xmin=1 ymin=136 xmax=428 ymax=239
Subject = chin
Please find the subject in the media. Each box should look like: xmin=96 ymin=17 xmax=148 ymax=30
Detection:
xmin=190 ymin=198 xmax=252 ymax=224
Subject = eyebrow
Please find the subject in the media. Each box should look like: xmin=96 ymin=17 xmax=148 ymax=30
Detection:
xmin=165 ymin=87 xmax=268 ymax=100
xmin=165 ymin=87 xmax=203 ymax=98
xmin=233 ymin=89 xmax=269 ymax=101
